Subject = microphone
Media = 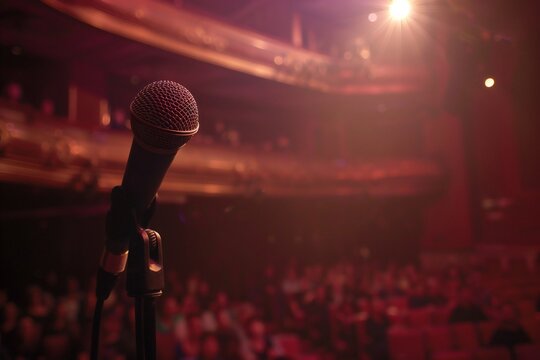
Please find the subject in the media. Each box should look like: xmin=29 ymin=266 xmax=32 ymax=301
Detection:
xmin=98 ymin=80 xmax=199 ymax=296
xmin=123 ymin=80 xmax=199 ymax=219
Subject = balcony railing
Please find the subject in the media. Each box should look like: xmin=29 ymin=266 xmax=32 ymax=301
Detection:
xmin=42 ymin=0 xmax=429 ymax=95
xmin=0 ymin=108 xmax=443 ymax=200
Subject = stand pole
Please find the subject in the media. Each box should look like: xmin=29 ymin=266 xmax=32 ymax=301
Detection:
xmin=135 ymin=298 xmax=145 ymax=360
xmin=92 ymin=187 xmax=163 ymax=360
xmin=143 ymin=298 xmax=157 ymax=359
xmin=127 ymin=228 xmax=164 ymax=360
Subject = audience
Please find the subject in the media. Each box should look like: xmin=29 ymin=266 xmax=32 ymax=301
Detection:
xmin=489 ymin=304 xmax=531 ymax=359
xmin=364 ymin=298 xmax=390 ymax=360
xmin=0 ymin=258 xmax=538 ymax=360
xmin=0 ymin=88 xmax=298 ymax=153
xmin=448 ymin=287 xmax=488 ymax=323
xmin=246 ymin=319 xmax=273 ymax=360
xmin=199 ymin=332 xmax=221 ymax=360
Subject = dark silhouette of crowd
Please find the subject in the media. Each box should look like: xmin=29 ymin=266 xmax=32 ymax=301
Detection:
xmin=1 ymin=258 xmax=539 ymax=360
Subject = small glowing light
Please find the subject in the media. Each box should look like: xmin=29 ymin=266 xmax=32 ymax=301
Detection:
xmin=368 ymin=13 xmax=378 ymax=22
xmin=484 ymin=77 xmax=495 ymax=88
xmin=101 ymin=113 xmax=111 ymax=126
xmin=389 ymin=0 xmax=411 ymax=21
xmin=252 ymin=39 xmax=268 ymax=50
xmin=360 ymin=49 xmax=371 ymax=60
xmin=273 ymin=55 xmax=283 ymax=65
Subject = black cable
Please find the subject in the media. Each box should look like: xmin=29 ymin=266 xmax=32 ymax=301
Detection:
xmin=90 ymin=297 xmax=105 ymax=360
xmin=91 ymin=267 xmax=120 ymax=360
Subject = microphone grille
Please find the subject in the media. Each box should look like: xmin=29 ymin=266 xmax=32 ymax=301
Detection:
xmin=130 ymin=80 xmax=199 ymax=153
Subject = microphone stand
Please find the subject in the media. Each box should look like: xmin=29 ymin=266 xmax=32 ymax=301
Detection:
xmin=126 ymin=226 xmax=164 ymax=360
xmin=92 ymin=187 xmax=163 ymax=360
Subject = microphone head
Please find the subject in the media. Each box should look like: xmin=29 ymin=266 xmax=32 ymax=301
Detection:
xmin=130 ymin=80 xmax=199 ymax=154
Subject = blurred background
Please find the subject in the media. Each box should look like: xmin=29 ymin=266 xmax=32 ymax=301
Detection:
xmin=0 ymin=1 xmax=539 ymax=359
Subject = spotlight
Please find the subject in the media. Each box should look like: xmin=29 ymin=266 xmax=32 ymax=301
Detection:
xmin=484 ymin=77 xmax=495 ymax=88
xmin=389 ymin=0 xmax=411 ymax=21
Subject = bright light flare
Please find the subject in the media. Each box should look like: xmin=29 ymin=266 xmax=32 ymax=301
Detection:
xmin=389 ymin=0 xmax=411 ymax=21
xmin=484 ymin=77 xmax=495 ymax=88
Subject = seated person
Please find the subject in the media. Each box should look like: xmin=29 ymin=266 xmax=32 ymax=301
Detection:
xmin=489 ymin=303 xmax=531 ymax=359
xmin=448 ymin=287 xmax=488 ymax=323
xmin=364 ymin=298 xmax=390 ymax=360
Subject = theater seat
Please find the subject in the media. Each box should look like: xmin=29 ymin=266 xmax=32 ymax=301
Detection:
xmin=299 ymin=354 xmax=321 ymax=360
xmin=477 ymin=322 xmax=497 ymax=346
xmin=432 ymin=351 xmax=473 ymax=360
xmin=517 ymin=300 xmax=536 ymax=318
xmin=156 ymin=332 xmax=177 ymax=360
xmin=388 ymin=327 xmax=426 ymax=360
xmin=474 ymin=347 xmax=511 ymax=360
xmin=388 ymin=296 xmax=409 ymax=311
xmin=274 ymin=333 xmax=302 ymax=358
xmin=408 ymin=309 xmax=432 ymax=327
xmin=515 ymin=344 xmax=540 ymax=360
xmin=452 ymin=323 xmax=480 ymax=350
xmin=521 ymin=318 xmax=540 ymax=344
xmin=426 ymin=326 xmax=453 ymax=353
xmin=432 ymin=307 xmax=451 ymax=325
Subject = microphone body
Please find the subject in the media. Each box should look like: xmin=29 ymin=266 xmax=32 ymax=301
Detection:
xmin=97 ymin=80 xmax=199 ymax=298
xmin=121 ymin=142 xmax=175 ymax=220
xmin=121 ymin=79 xmax=199 ymax=218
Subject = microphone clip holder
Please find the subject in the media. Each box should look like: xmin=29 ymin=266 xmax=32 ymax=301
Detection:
xmin=126 ymin=227 xmax=164 ymax=298
xmin=126 ymin=226 xmax=164 ymax=360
